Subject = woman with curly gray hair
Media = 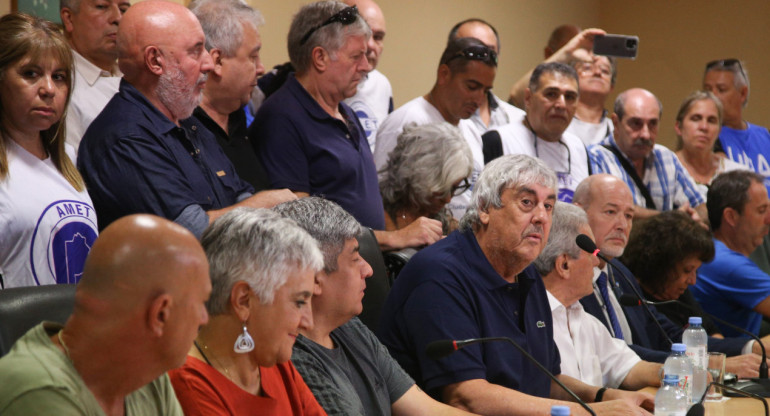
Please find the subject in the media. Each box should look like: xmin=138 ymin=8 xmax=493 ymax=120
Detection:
xmin=379 ymin=122 xmax=473 ymax=234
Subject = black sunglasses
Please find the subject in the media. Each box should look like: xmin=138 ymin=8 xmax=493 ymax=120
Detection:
xmin=706 ymin=58 xmax=747 ymax=81
xmin=446 ymin=45 xmax=498 ymax=66
xmin=299 ymin=6 xmax=358 ymax=46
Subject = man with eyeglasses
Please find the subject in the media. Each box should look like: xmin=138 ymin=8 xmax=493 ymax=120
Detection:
xmin=373 ymin=36 xmax=497 ymax=220
xmin=378 ymin=155 xmax=654 ymax=415
xmin=587 ymin=88 xmax=706 ymax=222
xmin=566 ymin=56 xmax=617 ymax=146
xmin=250 ymin=1 xmax=442 ymax=252
xmin=482 ymin=62 xmax=590 ymax=203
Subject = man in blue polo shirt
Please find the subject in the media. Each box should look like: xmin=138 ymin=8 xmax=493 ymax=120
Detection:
xmin=378 ymin=154 xmax=653 ymax=414
xmin=693 ymin=170 xmax=770 ymax=337
xmin=78 ymin=0 xmax=294 ymax=238
xmin=249 ymin=1 xmax=442 ymax=251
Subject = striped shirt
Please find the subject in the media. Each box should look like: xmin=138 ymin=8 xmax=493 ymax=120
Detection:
xmin=587 ymin=135 xmax=705 ymax=210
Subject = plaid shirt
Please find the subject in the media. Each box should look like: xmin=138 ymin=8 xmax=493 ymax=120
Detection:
xmin=587 ymin=135 xmax=705 ymax=210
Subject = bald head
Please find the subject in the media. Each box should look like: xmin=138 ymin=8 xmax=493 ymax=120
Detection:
xmin=545 ymin=24 xmax=580 ymax=58
xmin=118 ymin=0 xmax=195 ymax=77
xmin=68 ymin=214 xmax=210 ymax=380
xmin=450 ymin=18 xmax=500 ymax=53
xmin=116 ymin=0 xmax=212 ymax=123
xmin=573 ymin=174 xmax=635 ymax=258
xmin=345 ymin=0 xmax=386 ymax=69
xmin=78 ymin=214 xmax=208 ymax=306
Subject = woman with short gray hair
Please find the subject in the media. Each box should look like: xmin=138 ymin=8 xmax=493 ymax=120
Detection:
xmin=380 ymin=122 xmax=473 ymax=234
xmin=170 ymin=208 xmax=327 ymax=415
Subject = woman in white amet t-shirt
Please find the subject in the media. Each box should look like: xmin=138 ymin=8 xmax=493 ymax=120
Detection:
xmin=0 ymin=13 xmax=98 ymax=289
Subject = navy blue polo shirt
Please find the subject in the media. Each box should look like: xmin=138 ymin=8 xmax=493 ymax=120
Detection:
xmin=249 ymin=74 xmax=385 ymax=230
xmin=78 ymin=79 xmax=253 ymax=230
xmin=378 ymin=229 xmax=560 ymax=398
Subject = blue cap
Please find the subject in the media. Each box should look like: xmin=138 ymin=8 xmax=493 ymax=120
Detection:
xmin=689 ymin=317 xmax=702 ymax=325
xmin=551 ymin=405 xmax=571 ymax=416
xmin=663 ymin=374 xmax=680 ymax=385
xmin=671 ymin=343 xmax=686 ymax=353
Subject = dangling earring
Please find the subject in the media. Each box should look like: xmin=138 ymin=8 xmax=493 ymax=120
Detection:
xmin=233 ymin=322 xmax=254 ymax=353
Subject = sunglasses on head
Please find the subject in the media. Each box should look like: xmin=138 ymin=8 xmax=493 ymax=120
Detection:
xmin=446 ymin=45 xmax=498 ymax=66
xmin=300 ymin=5 xmax=358 ymax=46
xmin=706 ymin=58 xmax=747 ymax=81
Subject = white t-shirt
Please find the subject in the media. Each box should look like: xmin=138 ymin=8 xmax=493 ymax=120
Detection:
xmin=547 ymin=290 xmax=641 ymax=388
xmin=495 ymin=113 xmax=590 ymax=202
xmin=66 ymin=50 xmax=121 ymax=152
xmin=0 ymin=140 xmax=98 ymax=289
xmin=372 ymin=96 xmax=445 ymax=170
xmin=566 ymin=115 xmax=614 ymax=146
xmin=448 ymin=95 xmax=526 ymax=220
xmin=344 ymin=69 xmax=393 ymax=153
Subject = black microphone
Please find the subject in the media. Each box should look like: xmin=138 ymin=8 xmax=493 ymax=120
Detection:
xmin=426 ymin=337 xmax=596 ymax=416
xmin=620 ymin=294 xmax=770 ymax=392
xmin=686 ymin=381 xmax=769 ymax=416
xmin=575 ymin=234 xmax=673 ymax=345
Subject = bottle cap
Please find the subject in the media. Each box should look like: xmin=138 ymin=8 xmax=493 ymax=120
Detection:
xmin=689 ymin=317 xmax=702 ymax=325
xmin=551 ymin=405 xmax=571 ymax=416
xmin=671 ymin=343 xmax=686 ymax=353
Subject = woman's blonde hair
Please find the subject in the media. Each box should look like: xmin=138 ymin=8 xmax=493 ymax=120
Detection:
xmin=0 ymin=12 xmax=83 ymax=191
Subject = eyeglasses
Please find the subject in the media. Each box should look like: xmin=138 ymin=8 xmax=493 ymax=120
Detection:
xmin=299 ymin=5 xmax=358 ymax=46
xmin=449 ymin=178 xmax=472 ymax=197
xmin=445 ymin=45 xmax=498 ymax=66
xmin=705 ymin=58 xmax=747 ymax=82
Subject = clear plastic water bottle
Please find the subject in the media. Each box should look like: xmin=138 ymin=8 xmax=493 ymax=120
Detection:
xmin=663 ymin=343 xmax=694 ymax=404
xmin=682 ymin=317 xmax=708 ymax=403
xmin=655 ymin=375 xmax=688 ymax=416
xmin=551 ymin=405 xmax=570 ymax=416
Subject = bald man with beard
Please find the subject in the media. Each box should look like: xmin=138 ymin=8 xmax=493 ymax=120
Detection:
xmin=0 ymin=214 xmax=211 ymax=415
xmin=78 ymin=0 xmax=294 ymax=238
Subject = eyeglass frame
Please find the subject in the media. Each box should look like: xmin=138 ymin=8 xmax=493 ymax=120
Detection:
xmin=448 ymin=177 xmax=472 ymax=197
xmin=299 ymin=5 xmax=359 ymax=46
xmin=444 ymin=45 xmax=498 ymax=67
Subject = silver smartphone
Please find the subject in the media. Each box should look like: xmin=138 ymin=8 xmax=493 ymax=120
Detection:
xmin=593 ymin=34 xmax=639 ymax=59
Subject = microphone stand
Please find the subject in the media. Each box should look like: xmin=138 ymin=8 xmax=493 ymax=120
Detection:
xmin=426 ymin=338 xmax=597 ymax=416
xmin=686 ymin=381 xmax=768 ymax=416
xmin=575 ymin=234 xmax=673 ymax=345
xmin=620 ymin=295 xmax=770 ymax=397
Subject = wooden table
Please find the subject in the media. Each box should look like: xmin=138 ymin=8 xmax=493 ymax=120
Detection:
xmin=641 ymin=387 xmax=767 ymax=415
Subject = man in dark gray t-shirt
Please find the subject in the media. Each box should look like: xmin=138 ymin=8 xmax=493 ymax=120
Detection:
xmin=276 ymin=197 xmax=474 ymax=415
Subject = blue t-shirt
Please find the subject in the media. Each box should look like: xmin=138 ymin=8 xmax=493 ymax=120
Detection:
xmin=249 ymin=74 xmax=385 ymax=230
xmin=692 ymin=238 xmax=770 ymax=336
xmin=719 ymin=122 xmax=770 ymax=193
xmin=78 ymin=80 xmax=253 ymax=231
xmin=377 ymin=229 xmax=560 ymax=398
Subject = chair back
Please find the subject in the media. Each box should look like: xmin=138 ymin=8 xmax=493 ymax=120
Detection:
xmin=0 ymin=284 xmax=77 ymax=357
xmin=356 ymin=229 xmax=391 ymax=334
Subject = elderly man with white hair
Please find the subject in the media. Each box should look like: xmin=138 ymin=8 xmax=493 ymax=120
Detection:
xmin=535 ymin=202 xmax=661 ymax=390
xmin=379 ymin=154 xmax=654 ymax=415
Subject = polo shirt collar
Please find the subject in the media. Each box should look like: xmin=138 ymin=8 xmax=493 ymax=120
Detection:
xmin=118 ymin=78 xmax=178 ymax=135
xmin=73 ymin=49 xmax=120 ymax=86
xmin=285 ymin=73 xmax=350 ymax=123
xmin=458 ymin=229 xmax=537 ymax=290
